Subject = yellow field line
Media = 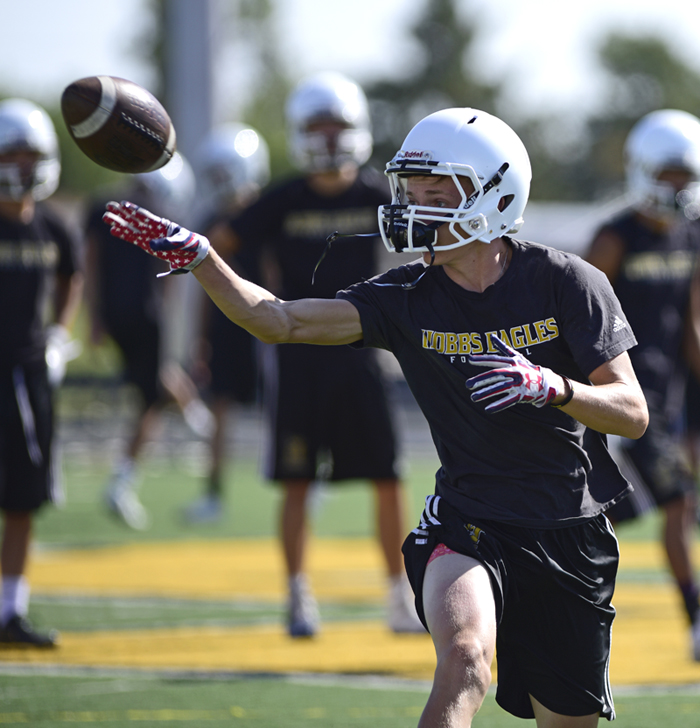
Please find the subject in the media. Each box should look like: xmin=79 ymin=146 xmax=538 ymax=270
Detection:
xmin=3 ymin=538 xmax=698 ymax=685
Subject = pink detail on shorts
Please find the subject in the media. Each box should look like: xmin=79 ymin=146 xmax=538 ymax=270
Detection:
xmin=427 ymin=542 xmax=458 ymax=565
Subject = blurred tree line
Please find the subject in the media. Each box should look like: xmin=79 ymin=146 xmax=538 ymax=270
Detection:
xmin=9 ymin=0 xmax=700 ymax=203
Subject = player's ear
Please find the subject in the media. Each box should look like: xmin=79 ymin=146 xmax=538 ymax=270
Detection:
xmin=498 ymin=195 xmax=514 ymax=212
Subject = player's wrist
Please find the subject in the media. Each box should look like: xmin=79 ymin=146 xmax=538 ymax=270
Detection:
xmin=551 ymin=375 xmax=574 ymax=408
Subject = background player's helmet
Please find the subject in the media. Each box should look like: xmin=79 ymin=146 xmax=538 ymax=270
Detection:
xmin=0 ymin=98 xmax=60 ymax=202
xmin=379 ymin=108 xmax=531 ymax=253
xmin=192 ymin=123 xmax=270 ymax=210
xmin=133 ymin=151 xmax=196 ymax=221
xmin=285 ymin=71 xmax=372 ymax=172
xmin=625 ymin=109 xmax=700 ymax=220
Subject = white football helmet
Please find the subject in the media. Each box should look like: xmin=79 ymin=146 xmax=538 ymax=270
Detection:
xmin=625 ymin=109 xmax=700 ymax=220
xmin=0 ymin=98 xmax=60 ymax=201
xmin=379 ymin=108 xmax=532 ymax=253
xmin=286 ymin=71 xmax=372 ymax=172
xmin=133 ymin=151 xmax=196 ymax=221
xmin=192 ymin=123 xmax=270 ymax=210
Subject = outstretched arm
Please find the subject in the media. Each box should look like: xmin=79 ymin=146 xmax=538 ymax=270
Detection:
xmin=102 ymin=200 xmax=363 ymax=347
xmin=193 ymin=247 xmax=363 ymax=345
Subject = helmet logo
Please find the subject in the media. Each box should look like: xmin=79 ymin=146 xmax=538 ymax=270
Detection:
xmin=399 ymin=150 xmax=433 ymax=161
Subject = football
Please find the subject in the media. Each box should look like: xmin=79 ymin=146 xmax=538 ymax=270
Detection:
xmin=61 ymin=75 xmax=176 ymax=174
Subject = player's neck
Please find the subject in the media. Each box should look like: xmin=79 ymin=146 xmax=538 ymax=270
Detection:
xmin=306 ymin=163 xmax=359 ymax=197
xmin=0 ymin=196 xmax=35 ymax=224
xmin=440 ymin=238 xmax=511 ymax=293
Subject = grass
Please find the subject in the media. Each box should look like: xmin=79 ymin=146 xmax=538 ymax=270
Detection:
xmin=0 ymin=672 xmax=697 ymax=727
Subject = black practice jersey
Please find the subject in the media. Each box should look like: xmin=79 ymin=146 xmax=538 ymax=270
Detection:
xmin=0 ymin=203 xmax=81 ymax=368
xmin=230 ymin=167 xmax=390 ymax=299
xmin=338 ymin=238 xmax=637 ymax=526
xmin=595 ymin=211 xmax=700 ymax=411
xmin=86 ymin=197 xmax=165 ymax=327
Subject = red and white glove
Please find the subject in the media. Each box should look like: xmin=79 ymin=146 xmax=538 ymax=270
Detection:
xmin=102 ymin=200 xmax=210 ymax=276
xmin=465 ymin=335 xmax=559 ymax=413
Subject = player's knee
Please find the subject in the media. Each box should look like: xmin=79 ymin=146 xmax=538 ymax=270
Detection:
xmin=438 ymin=635 xmax=492 ymax=697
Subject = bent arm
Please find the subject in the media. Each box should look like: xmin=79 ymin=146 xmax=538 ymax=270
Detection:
xmin=556 ymin=352 xmax=648 ymax=439
xmin=193 ymin=246 xmax=363 ymax=346
xmin=585 ymin=229 xmax=625 ymax=283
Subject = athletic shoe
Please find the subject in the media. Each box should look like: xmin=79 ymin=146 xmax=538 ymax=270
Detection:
xmin=288 ymin=575 xmax=320 ymax=638
xmin=183 ymin=399 xmax=215 ymax=438
xmin=182 ymin=495 xmax=223 ymax=524
xmin=692 ymin=614 xmax=700 ymax=661
xmin=0 ymin=615 xmax=58 ymax=648
xmin=388 ymin=576 xmax=426 ymax=634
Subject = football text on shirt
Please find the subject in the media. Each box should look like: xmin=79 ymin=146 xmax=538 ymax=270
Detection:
xmin=422 ymin=318 xmax=559 ymax=362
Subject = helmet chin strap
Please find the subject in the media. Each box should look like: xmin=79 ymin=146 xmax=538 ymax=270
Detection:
xmin=312 ymin=230 xmax=378 ymax=285
xmin=313 ymin=230 xmax=436 ymax=290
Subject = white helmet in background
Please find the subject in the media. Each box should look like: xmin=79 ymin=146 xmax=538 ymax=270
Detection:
xmin=133 ymin=151 xmax=196 ymax=221
xmin=192 ymin=123 xmax=270 ymax=210
xmin=286 ymin=71 xmax=372 ymax=172
xmin=625 ymin=109 xmax=700 ymax=220
xmin=380 ymin=108 xmax=531 ymax=254
xmin=0 ymin=98 xmax=60 ymax=201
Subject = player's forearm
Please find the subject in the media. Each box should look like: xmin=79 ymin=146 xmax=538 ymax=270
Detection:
xmin=557 ymin=379 xmax=648 ymax=439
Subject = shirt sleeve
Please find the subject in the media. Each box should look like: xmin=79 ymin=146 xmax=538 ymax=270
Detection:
xmin=556 ymin=255 xmax=637 ymax=377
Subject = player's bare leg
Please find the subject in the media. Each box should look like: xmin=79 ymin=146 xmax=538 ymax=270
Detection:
xmin=0 ymin=511 xmax=56 ymax=647
xmin=529 ymin=695 xmax=599 ymax=727
xmin=183 ymin=396 xmax=228 ymax=523
xmin=374 ymin=479 xmax=425 ymax=632
xmin=663 ymin=493 xmax=698 ymax=587
xmin=280 ymin=479 xmax=319 ymax=636
xmin=418 ymin=552 xmax=496 ymax=727
xmin=1 ymin=511 xmax=31 ymax=577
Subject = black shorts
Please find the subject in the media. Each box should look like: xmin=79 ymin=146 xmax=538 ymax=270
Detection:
xmin=207 ymin=308 xmax=258 ymax=404
xmin=0 ymin=363 xmax=58 ymax=512
xmin=402 ymin=495 xmax=617 ymax=721
xmin=106 ymin=315 xmax=162 ymax=407
xmin=262 ymin=343 xmax=399 ymax=482
xmin=606 ymin=399 xmax=696 ymax=522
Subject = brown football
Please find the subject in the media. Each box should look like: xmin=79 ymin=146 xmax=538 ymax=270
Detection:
xmin=61 ymin=76 xmax=176 ymax=174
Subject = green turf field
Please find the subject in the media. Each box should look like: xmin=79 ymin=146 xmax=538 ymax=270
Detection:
xmin=1 ymin=392 xmax=699 ymax=727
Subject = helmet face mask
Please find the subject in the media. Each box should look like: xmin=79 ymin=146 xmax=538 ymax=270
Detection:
xmin=286 ymin=72 xmax=372 ymax=172
xmin=0 ymin=99 xmax=60 ymax=202
xmin=625 ymin=109 xmax=700 ymax=221
xmin=379 ymin=108 xmax=531 ymax=254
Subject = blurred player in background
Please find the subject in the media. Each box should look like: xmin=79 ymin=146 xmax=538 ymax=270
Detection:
xmin=182 ymin=123 xmax=270 ymax=524
xmin=85 ymin=152 xmax=213 ymax=531
xmin=586 ymin=108 xmax=700 ymax=660
xmin=0 ymin=99 xmax=83 ymax=646
xmin=210 ymin=72 xmax=422 ymax=636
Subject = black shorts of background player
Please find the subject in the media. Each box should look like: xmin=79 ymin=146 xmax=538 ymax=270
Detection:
xmin=104 ymin=106 xmax=649 ymax=727
xmin=587 ymin=109 xmax=700 ymax=660
xmin=181 ymin=123 xmax=270 ymax=525
xmin=84 ymin=153 xmax=213 ymax=531
xmin=0 ymin=99 xmax=83 ymax=647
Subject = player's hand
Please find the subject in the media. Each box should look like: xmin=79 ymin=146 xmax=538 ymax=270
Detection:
xmin=102 ymin=201 xmax=210 ymax=276
xmin=465 ymin=335 xmax=559 ymax=412
xmin=45 ymin=324 xmax=82 ymax=388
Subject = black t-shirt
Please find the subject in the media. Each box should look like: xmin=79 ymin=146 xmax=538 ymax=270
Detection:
xmin=0 ymin=203 xmax=82 ymax=368
xmin=230 ymin=167 xmax=390 ymax=299
xmin=338 ymin=238 xmax=637 ymax=526
xmin=595 ymin=211 xmax=700 ymax=412
xmin=85 ymin=196 xmax=165 ymax=327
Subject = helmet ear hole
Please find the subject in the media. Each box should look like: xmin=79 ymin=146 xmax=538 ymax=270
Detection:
xmin=498 ymin=194 xmax=514 ymax=212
